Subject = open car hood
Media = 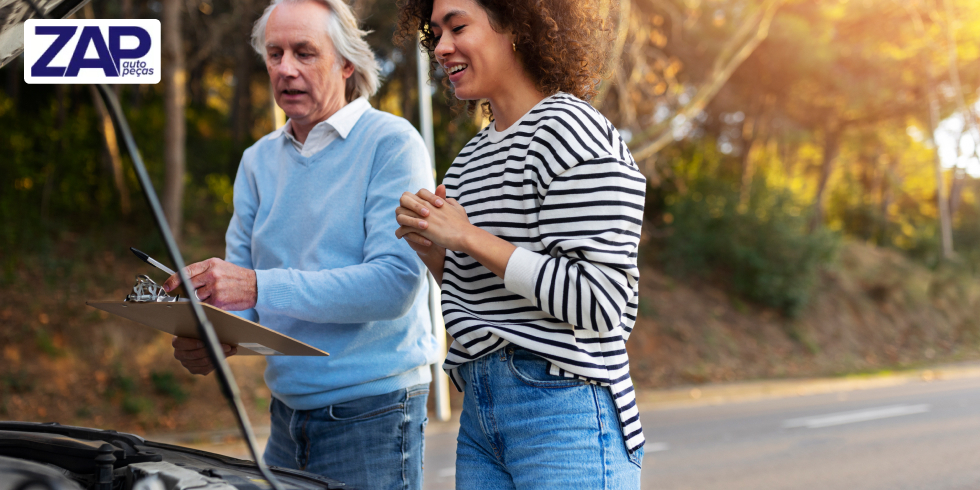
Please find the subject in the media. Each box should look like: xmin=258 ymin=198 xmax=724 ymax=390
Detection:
xmin=0 ymin=421 xmax=346 ymax=489
xmin=0 ymin=0 xmax=89 ymax=68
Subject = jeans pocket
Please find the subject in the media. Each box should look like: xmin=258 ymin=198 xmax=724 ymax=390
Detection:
xmin=327 ymin=390 xmax=407 ymax=421
xmin=508 ymin=348 xmax=589 ymax=388
xmin=332 ymin=403 xmax=404 ymax=421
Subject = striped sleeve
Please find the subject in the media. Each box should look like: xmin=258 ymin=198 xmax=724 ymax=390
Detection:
xmin=521 ymin=156 xmax=646 ymax=333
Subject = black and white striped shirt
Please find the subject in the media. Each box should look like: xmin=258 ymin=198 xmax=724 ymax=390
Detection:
xmin=441 ymin=93 xmax=646 ymax=452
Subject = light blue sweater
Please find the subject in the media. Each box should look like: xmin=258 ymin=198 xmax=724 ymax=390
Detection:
xmin=224 ymin=108 xmax=439 ymax=410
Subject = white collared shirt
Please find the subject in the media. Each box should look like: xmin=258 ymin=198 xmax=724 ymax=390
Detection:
xmin=272 ymin=97 xmax=371 ymax=157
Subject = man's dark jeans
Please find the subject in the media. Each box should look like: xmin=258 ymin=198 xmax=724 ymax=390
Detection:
xmin=264 ymin=384 xmax=429 ymax=490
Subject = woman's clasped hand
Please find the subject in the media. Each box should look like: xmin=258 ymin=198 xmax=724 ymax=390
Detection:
xmin=394 ymin=184 xmax=471 ymax=252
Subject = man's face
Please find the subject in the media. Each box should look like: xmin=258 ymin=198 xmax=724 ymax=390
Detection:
xmin=264 ymin=0 xmax=354 ymax=128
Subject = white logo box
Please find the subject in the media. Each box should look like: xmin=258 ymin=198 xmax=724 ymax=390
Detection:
xmin=24 ymin=19 xmax=161 ymax=84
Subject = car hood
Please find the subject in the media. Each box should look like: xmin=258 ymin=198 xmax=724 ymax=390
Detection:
xmin=0 ymin=421 xmax=346 ymax=490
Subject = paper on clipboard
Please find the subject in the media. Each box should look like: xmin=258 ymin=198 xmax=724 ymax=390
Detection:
xmin=86 ymin=300 xmax=328 ymax=357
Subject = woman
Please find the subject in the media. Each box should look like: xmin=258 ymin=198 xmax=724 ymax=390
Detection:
xmin=395 ymin=0 xmax=646 ymax=487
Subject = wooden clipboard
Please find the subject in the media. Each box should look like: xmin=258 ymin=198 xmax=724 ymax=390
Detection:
xmin=86 ymin=301 xmax=328 ymax=357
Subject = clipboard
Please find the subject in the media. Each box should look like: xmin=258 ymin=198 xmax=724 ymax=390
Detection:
xmin=86 ymin=301 xmax=328 ymax=357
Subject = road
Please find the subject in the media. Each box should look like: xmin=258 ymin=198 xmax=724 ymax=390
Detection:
xmin=422 ymin=375 xmax=980 ymax=489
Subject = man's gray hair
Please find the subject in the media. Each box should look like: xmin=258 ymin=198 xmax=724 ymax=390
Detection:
xmin=251 ymin=0 xmax=380 ymax=101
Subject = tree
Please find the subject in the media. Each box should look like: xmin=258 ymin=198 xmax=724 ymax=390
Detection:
xmin=628 ymin=0 xmax=784 ymax=163
xmin=163 ymin=0 xmax=186 ymax=240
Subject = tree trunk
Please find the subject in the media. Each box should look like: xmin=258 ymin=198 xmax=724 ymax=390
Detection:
xmin=926 ymin=90 xmax=954 ymax=259
xmin=56 ymin=85 xmax=66 ymax=128
xmin=5 ymin=56 xmax=19 ymax=102
xmin=809 ymin=128 xmax=840 ymax=232
xmin=739 ymin=138 xmax=757 ymax=209
xmin=89 ymin=86 xmax=131 ymax=216
xmin=941 ymin=0 xmax=979 ymax=149
xmin=949 ymin=167 xmax=965 ymax=220
xmin=163 ymin=0 xmax=187 ymax=240
xmin=907 ymin=0 xmax=953 ymax=259
xmin=739 ymin=103 xmax=767 ymax=208
xmin=878 ymin=155 xmax=897 ymax=244
xmin=231 ymin=41 xmax=253 ymax=146
xmin=41 ymin=86 xmax=68 ymax=222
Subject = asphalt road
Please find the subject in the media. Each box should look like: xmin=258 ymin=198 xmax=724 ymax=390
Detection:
xmin=422 ymin=376 xmax=980 ymax=490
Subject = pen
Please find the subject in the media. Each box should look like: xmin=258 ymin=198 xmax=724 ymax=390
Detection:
xmin=130 ymin=247 xmax=176 ymax=276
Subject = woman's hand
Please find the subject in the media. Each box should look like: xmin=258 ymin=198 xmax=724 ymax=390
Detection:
xmin=395 ymin=185 xmax=453 ymax=283
xmin=396 ymin=185 xmax=473 ymax=252
xmin=396 ymin=184 xmax=516 ymax=281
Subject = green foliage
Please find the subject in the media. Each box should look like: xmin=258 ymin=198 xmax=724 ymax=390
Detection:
xmin=951 ymin=200 xmax=980 ymax=274
xmin=0 ymin=77 xmax=242 ymax=257
xmin=105 ymin=365 xmax=136 ymax=401
xmin=105 ymin=367 xmax=153 ymax=415
xmin=1 ymin=370 xmax=34 ymax=395
xmin=253 ymin=395 xmax=270 ymax=413
xmin=150 ymin=370 xmax=188 ymax=404
xmin=661 ymin=177 xmax=840 ymax=317
xmin=34 ymin=328 xmax=63 ymax=358
xmin=637 ymin=297 xmax=658 ymax=318
xmin=121 ymin=396 xmax=153 ymax=416
xmin=0 ymin=370 xmax=33 ymax=417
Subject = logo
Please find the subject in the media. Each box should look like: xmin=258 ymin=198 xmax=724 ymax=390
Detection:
xmin=24 ymin=20 xmax=161 ymax=84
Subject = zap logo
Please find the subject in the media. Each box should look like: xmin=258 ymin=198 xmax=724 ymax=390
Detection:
xmin=24 ymin=19 xmax=160 ymax=84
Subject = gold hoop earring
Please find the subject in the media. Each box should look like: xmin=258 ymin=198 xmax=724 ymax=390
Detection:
xmin=512 ymin=42 xmax=517 ymax=52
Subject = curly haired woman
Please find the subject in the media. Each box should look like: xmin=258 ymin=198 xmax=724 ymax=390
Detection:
xmin=395 ymin=0 xmax=645 ymax=487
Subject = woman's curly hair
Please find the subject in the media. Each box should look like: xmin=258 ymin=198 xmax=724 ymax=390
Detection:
xmin=396 ymin=0 xmax=615 ymax=118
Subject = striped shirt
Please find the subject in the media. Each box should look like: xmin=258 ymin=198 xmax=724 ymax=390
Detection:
xmin=441 ymin=93 xmax=646 ymax=452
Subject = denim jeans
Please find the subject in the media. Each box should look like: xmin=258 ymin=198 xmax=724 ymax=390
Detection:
xmin=264 ymin=384 xmax=429 ymax=490
xmin=455 ymin=347 xmax=642 ymax=490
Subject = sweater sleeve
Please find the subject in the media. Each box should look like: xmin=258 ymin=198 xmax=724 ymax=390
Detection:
xmin=253 ymin=130 xmax=435 ymax=324
xmin=224 ymin=151 xmax=260 ymax=323
xmin=505 ymin=156 xmax=645 ymax=333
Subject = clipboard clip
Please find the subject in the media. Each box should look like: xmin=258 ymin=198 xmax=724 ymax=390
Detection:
xmin=124 ymin=274 xmax=179 ymax=303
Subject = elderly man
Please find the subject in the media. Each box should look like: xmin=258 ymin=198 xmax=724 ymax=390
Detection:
xmin=161 ymin=0 xmax=438 ymax=488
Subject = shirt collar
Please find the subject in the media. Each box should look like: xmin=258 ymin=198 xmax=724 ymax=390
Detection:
xmin=269 ymin=97 xmax=371 ymax=144
xmin=324 ymin=96 xmax=370 ymax=139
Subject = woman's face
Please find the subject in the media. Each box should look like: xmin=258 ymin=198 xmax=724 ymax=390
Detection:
xmin=429 ymin=0 xmax=517 ymax=101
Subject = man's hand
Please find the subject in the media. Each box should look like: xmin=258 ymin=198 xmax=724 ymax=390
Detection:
xmin=172 ymin=336 xmax=237 ymax=376
xmin=162 ymin=258 xmax=257 ymax=311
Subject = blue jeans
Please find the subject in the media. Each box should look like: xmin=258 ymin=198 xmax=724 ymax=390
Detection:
xmin=264 ymin=384 xmax=429 ymax=490
xmin=456 ymin=347 xmax=642 ymax=490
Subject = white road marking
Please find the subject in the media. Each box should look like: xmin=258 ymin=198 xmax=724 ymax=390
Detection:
xmin=646 ymin=442 xmax=670 ymax=453
xmin=783 ymin=404 xmax=931 ymax=429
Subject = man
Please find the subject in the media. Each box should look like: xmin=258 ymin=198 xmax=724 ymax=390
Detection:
xmin=161 ymin=1 xmax=439 ymax=488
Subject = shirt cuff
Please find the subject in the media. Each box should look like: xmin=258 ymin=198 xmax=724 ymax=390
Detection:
xmin=504 ymin=247 xmax=545 ymax=301
xmin=254 ymin=268 xmax=293 ymax=313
